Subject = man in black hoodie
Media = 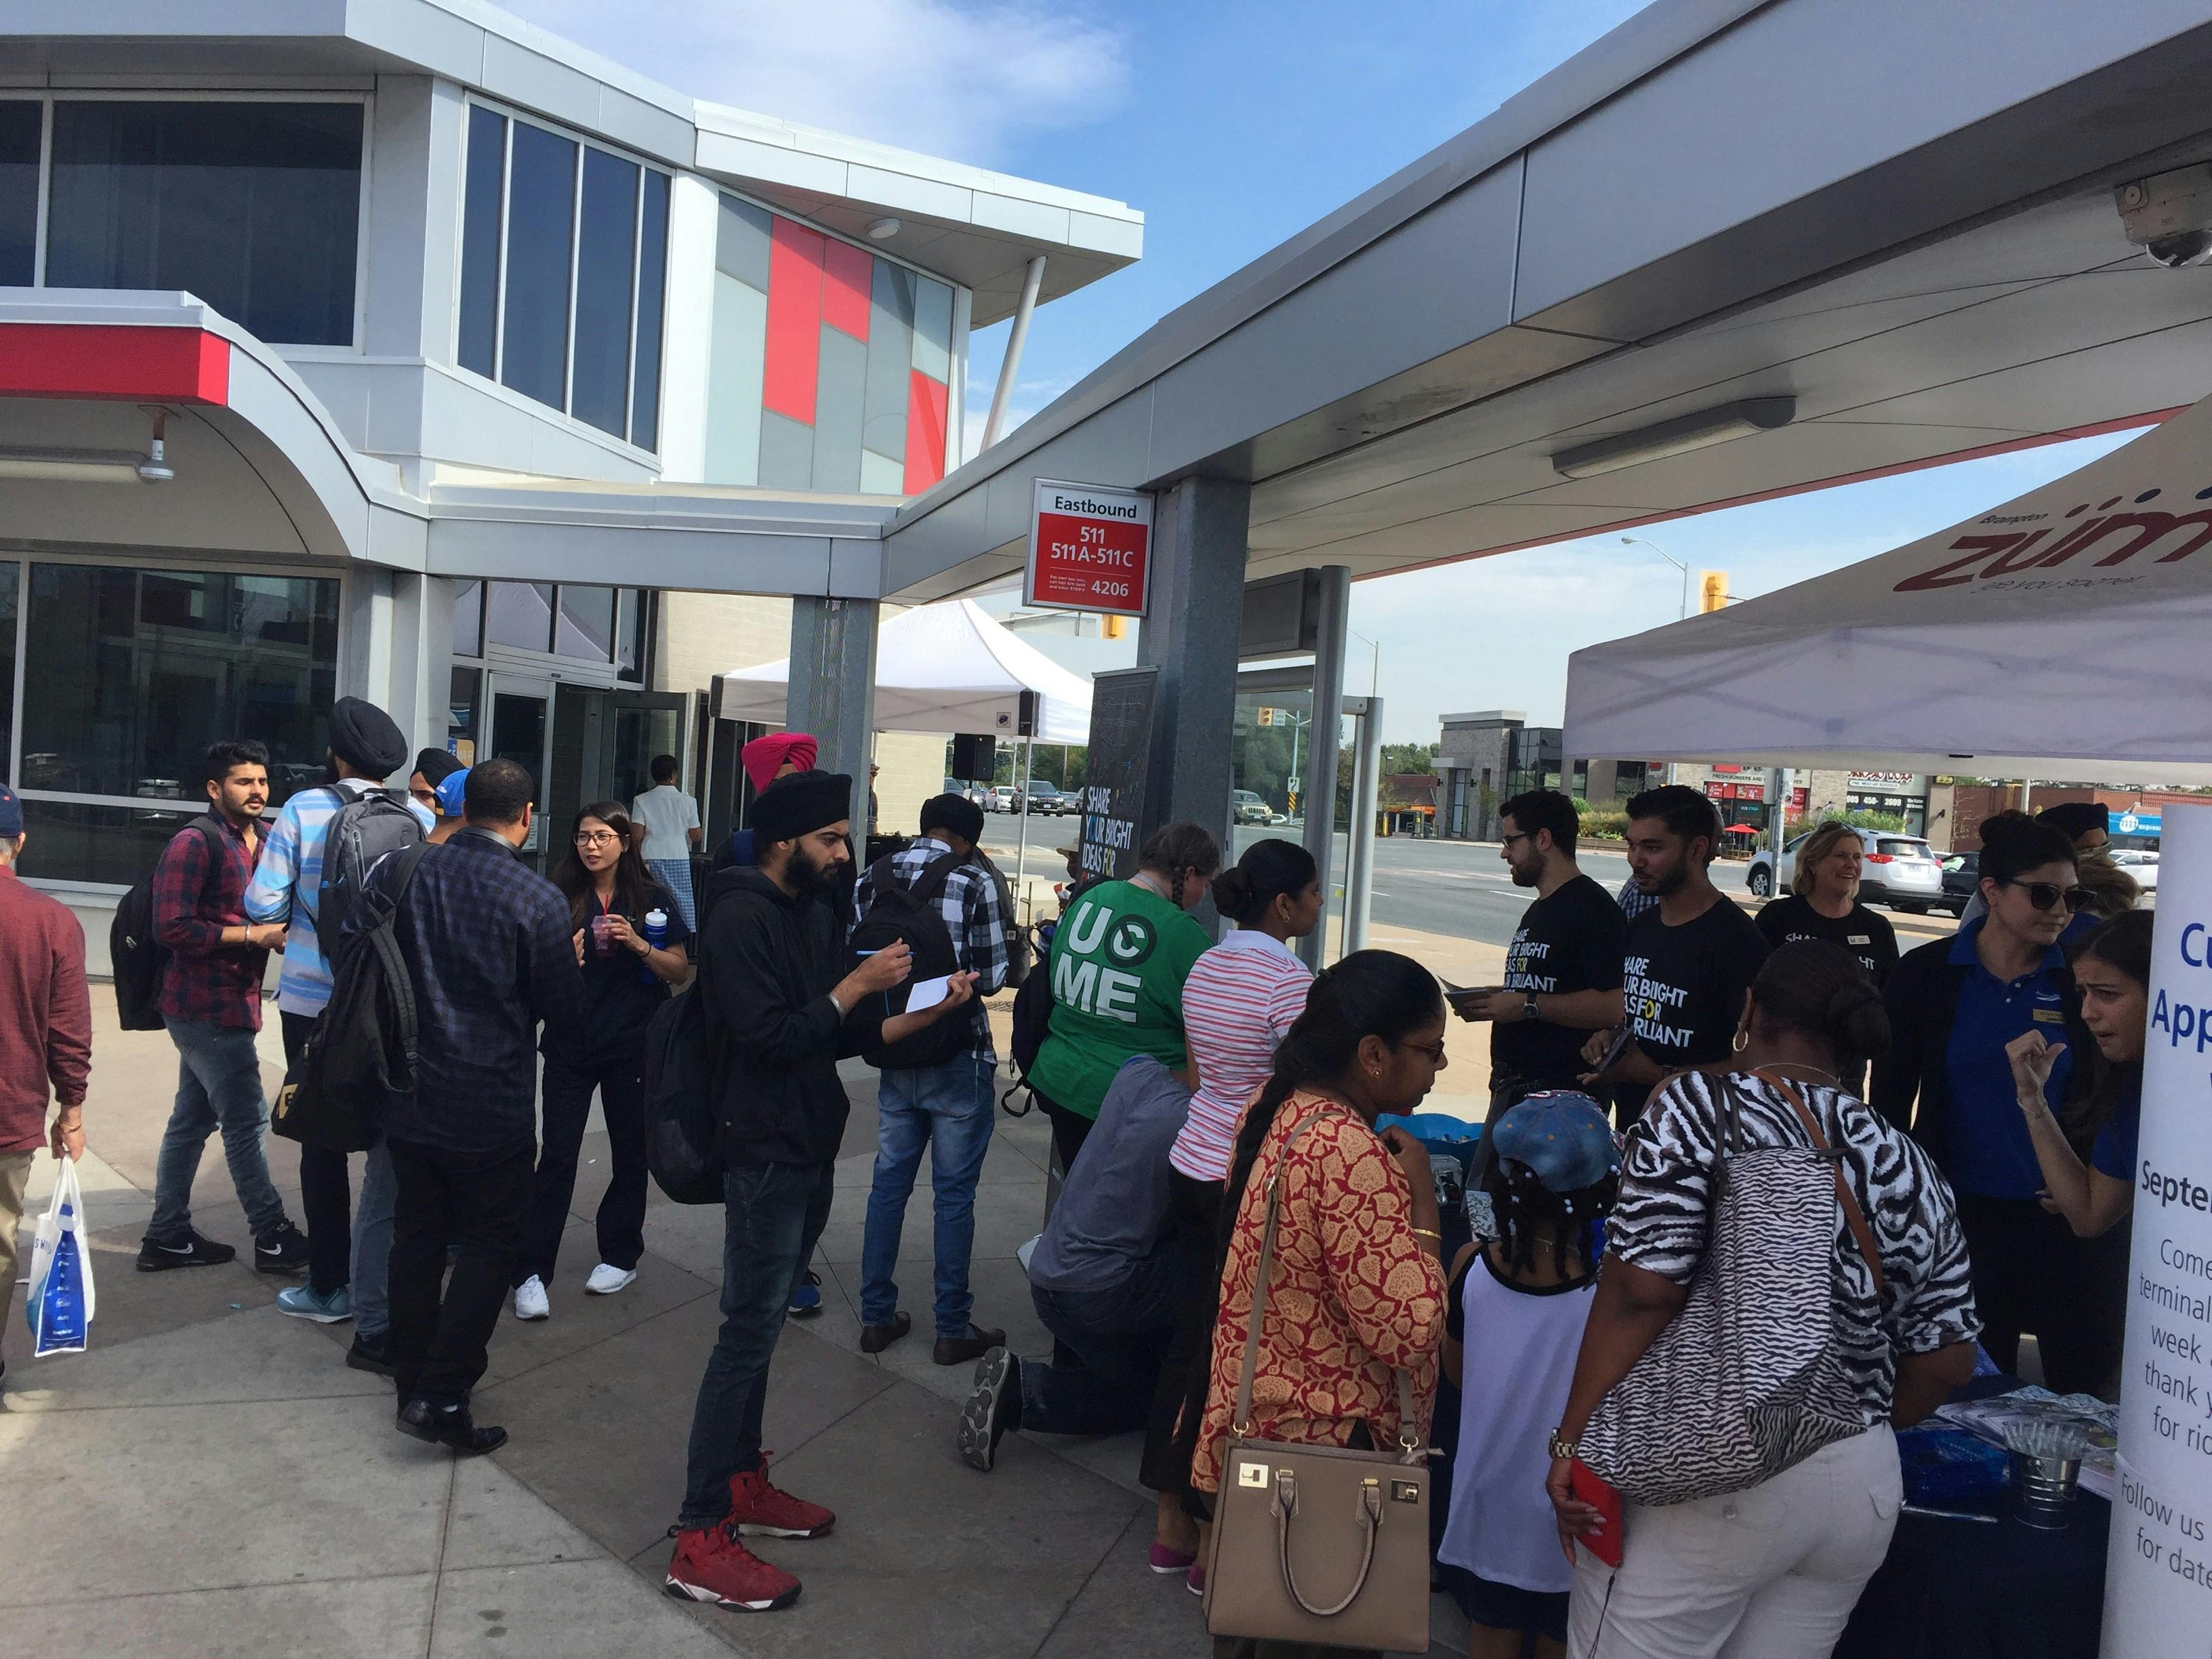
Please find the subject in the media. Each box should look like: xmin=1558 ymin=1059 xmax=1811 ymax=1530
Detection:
xmin=667 ymin=770 xmax=975 ymax=1614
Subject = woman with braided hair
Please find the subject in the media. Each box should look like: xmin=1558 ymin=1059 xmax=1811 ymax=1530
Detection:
xmin=1026 ymin=820 xmax=1220 ymax=1174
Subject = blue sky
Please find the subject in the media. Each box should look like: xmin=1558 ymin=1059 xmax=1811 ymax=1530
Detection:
xmin=504 ymin=0 xmax=2145 ymax=739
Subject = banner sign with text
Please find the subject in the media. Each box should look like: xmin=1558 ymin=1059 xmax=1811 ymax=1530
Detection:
xmin=1026 ymin=478 xmax=1153 ymax=617
xmin=2104 ymin=804 xmax=2212 ymax=1654
xmin=1076 ymin=667 xmax=1160 ymax=882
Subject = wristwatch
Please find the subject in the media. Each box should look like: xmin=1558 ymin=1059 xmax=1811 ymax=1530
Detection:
xmin=1522 ymin=992 xmax=1541 ymax=1023
xmin=1548 ymin=1428 xmax=1578 ymax=1461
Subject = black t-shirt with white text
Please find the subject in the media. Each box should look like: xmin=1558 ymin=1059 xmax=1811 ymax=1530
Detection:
xmin=1494 ymin=872 xmax=1629 ymax=1089
xmin=1622 ymin=897 xmax=1771 ymax=1105
xmin=1754 ymin=895 xmax=1898 ymax=987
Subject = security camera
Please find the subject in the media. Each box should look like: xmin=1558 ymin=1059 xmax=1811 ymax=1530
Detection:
xmin=2116 ymin=165 xmax=2212 ymax=268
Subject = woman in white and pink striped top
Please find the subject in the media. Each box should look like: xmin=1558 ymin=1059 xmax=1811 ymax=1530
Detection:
xmin=1143 ymin=838 xmax=1322 ymax=1580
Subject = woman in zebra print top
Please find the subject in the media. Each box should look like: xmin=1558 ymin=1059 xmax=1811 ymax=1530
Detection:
xmin=1547 ymin=941 xmax=1981 ymax=1659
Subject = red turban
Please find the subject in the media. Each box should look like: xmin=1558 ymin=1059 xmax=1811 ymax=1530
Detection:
xmin=741 ymin=731 xmax=818 ymax=794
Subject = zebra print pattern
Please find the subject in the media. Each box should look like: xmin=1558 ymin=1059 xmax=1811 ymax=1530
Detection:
xmin=1578 ymin=1071 xmax=1980 ymax=1507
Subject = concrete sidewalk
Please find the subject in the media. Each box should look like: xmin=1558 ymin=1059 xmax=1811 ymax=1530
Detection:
xmin=1 ymin=990 xmax=1473 ymax=1658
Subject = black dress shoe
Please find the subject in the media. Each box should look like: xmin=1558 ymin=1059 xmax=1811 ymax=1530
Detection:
xmin=858 ymin=1311 xmax=912 ymax=1355
xmin=933 ymin=1324 xmax=1006 ymax=1368
xmin=396 ymin=1397 xmax=508 ymax=1456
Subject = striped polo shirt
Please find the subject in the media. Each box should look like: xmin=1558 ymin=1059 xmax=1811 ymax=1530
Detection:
xmin=1170 ymin=929 xmax=1313 ymax=1183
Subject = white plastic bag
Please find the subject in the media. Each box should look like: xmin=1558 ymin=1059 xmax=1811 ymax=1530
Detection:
xmin=25 ymin=1158 xmax=94 ymax=1356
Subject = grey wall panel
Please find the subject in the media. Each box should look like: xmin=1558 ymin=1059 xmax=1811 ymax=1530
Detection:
xmin=911 ymin=274 xmax=953 ymax=384
xmin=426 ymin=516 xmax=838 ymax=594
xmin=361 ymin=75 xmax=437 ymax=360
xmin=859 ymin=449 xmax=905 ymax=495
xmin=813 ymin=323 xmax=868 ymax=495
xmin=863 ymin=259 xmax=915 ymax=462
xmin=758 ymin=409 xmax=816 ymax=491
xmin=590 ymin=84 xmax=693 ymax=169
xmin=415 ymin=368 xmax=657 ymax=480
xmin=479 ymin=33 xmax=607 ymax=141
xmin=1515 ymin=0 xmax=2212 ymax=333
xmin=703 ymin=272 xmax=766 ymax=485
xmin=716 ymin=194 xmax=772 ymax=288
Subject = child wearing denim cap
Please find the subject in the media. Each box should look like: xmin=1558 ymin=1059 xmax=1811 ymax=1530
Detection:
xmin=1439 ymin=1090 xmax=1620 ymax=1659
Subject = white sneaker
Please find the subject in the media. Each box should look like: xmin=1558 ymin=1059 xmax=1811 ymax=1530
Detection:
xmin=584 ymin=1263 xmax=638 ymax=1296
xmin=513 ymin=1275 xmax=550 ymax=1321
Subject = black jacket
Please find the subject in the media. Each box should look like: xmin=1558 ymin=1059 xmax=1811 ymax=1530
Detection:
xmin=699 ymin=865 xmax=878 ymax=1166
xmin=1869 ymin=932 xmax=2092 ymax=1172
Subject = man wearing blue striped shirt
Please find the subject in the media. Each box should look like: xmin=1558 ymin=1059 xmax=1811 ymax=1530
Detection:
xmin=245 ymin=701 xmax=432 ymax=1370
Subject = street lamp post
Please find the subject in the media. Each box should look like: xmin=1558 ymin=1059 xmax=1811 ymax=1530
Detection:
xmin=1621 ymin=535 xmax=1692 ymax=787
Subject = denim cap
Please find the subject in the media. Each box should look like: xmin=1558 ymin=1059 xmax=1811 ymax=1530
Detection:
xmin=1489 ymin=1090 xmax=1620 ymax=1193
xmin=0 ymin=783 xmax=20 ymax=838
xmin=434 ymin=767 xmax=470 ymax=817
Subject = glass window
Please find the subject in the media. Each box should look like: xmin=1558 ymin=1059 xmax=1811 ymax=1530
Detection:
xmin=45 ymin=101 xmax=363 ymax=347
xmin=452 ymin=579 xmax=483 ymax=657
xmin=554 ymin=585 xmax=615 ymax=662
xmin=571 ymin=148 xmax=638 ymax=438
xmin=17 ymin=800 xmax=218 ymax=888
xmin=485 ymin=581 xmax=554 ymax=652
xmin=20 ymin=565 xmax=339 ymax=806
xmin=615 ymin=588 xmax=647 ymax=682
xmin=0 ymin=562 xmax=16 ymax=781
xmin=499 ymin=121 xmax=576 ymax=411
xmin=448 ymin=665 xmax=480 ymax=765
xmin=457 ymin=105 xmax=506 ymax=378
xmin=632 ymin=170 xmax=670 ymax=453
xmin=0 ymin=102 xmax=38 ymax=289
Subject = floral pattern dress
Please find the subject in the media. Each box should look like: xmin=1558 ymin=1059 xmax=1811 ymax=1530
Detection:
xmin=1191 ymin=1092 xmax=1448 ymax=1494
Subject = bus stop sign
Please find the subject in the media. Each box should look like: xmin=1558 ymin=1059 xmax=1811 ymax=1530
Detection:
xmin=1026 ymin=479 xmax=1152 ymax=617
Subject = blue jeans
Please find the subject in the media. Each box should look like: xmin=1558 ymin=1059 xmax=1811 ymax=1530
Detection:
xmin=679 ymin=1160 xmax=836 ymax=1530
xmin=150 ymin=1017 xmax=287 ymax=1244
xmin=860 ymin=1055 xmax=996 ymax=1336
xmin=352 ymin=1139 xmax=398 ymax=1338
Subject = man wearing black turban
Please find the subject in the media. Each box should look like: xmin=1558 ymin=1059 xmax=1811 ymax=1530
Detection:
xmin=665 ymin=772 xmax=977 ymax=1610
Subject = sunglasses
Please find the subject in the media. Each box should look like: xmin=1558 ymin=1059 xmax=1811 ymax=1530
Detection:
xmin=2004 ymin=878 xmax=2091 ymax=914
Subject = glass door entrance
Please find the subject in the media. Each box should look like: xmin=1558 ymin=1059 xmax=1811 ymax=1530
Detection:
xmin=487 ymin=676 xmax=552 ymax=861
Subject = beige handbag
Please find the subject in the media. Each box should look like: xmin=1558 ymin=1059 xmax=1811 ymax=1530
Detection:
xmin=1202 ymin=1115 xmax=1434 ymax=1655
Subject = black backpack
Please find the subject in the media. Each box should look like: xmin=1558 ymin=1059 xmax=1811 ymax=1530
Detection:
xmin=110 ymin=815 xmax=226 ymax=1031
xmin=848 ymin=850 xmax=969 ymax=1070
xmin=304 ymin=786 xmax=427 ymax=947
xmin=644 ymin=939 xmax=726 ymax=1206
xmin=272 ymin=840 xmax=434 ymax=1153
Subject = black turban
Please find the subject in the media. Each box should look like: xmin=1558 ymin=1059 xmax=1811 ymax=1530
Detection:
xmin=329 ymin=697 xmax=409 ymax=779
xmin=920 ymin=792 xmax=985 ymax=846
xmin=750 ymin=770 xmax=854 ymax=845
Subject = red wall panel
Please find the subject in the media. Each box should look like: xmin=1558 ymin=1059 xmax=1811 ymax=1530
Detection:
xmin=763 ymin=219 xmax=826 ymax=424
xmin=820 ymin=237 xmax=874 ymax=342
xmin=0 ymin=324 xmax=230 ymax=404
xmin=903 ymin=370 xmax=949 ymax=495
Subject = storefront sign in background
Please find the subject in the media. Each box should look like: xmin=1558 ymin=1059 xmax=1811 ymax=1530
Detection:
xmin=1026 ymin=479 xmax=1152 ymax=617
xmin=2104 ymin=804 xmax=2212 ymax=1656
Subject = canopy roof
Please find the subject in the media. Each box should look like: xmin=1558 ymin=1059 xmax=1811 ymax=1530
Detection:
xmin=1563 ymin=396 xmax=2212 ymax=786
xmin=716 ymin=599 xmax=1094 ymax=744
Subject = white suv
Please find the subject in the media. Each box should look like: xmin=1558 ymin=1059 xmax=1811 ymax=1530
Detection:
xmin=1747 ymin=827 xmax=1946 ymax=912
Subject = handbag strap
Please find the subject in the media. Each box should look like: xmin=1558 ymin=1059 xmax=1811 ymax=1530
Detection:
xmin=1230 ymin=1107 xmax=1421 ymax=1455
xmin=1754 ymin=1069 xmax=1887 ymax=1298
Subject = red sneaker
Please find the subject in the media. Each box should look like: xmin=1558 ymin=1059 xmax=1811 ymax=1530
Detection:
xmin=663 ymin=1525 xmax=801 ymax=1612
xmin=726 ymin=1454 xmax=836 ymax=1538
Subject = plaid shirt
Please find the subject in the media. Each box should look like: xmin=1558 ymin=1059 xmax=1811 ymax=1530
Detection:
xmin=852 ymin=837 xmax=1008 ymax=1063
xmin=153 ymin=815 xmax=268 ymax=1031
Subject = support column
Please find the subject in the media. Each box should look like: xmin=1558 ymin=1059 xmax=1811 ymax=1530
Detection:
xmin=786 ymin=595 xmax=880 ymax=832
xmin=1135 ymin=476 xmax=1252 ymax=844
xmin=339 ymin=569 xmax=454 ymax=782
xmin=1298 ymin=565 xmax=1351 ymax=970
xmin=1343 ymin=696 xmax=1383 ymax=955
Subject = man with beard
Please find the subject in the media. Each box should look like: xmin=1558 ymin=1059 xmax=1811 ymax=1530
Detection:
xmin=1580 ymin=785 xmax=1769 ymax=1120
xmin=668 ymin=770 xmax=976 ymax=1614
xmin=1454 ymin=790 xmax=1626 ymax=1113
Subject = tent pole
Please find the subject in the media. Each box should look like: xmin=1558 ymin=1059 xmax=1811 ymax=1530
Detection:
xmin=1014 ymin=736 xmax=1034 ymax=929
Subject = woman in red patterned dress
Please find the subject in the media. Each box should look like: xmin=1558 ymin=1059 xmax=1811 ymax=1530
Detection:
xmin=1192 ymin=949 xmax=1453 ymax=1658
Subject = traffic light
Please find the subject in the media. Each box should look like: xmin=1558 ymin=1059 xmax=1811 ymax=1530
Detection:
xmin=1256 ymin=706 xmax=1275 ymax=726
xmin=1103 ymin=614 xmax=1126 ymax=640
xmin=1699 ymin=571 xmax=1729 ymax=613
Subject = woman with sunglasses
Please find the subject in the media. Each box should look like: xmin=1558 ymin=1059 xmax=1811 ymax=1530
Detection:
xmin=511 ymin=800 xmax=691 ymax=1323
xmin=1872 ymin=812 xmax=2121 ymax=1393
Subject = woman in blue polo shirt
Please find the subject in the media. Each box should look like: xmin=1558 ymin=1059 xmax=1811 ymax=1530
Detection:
xmin=2006 ymin=909 xmax=2152 ymax=1239
xmin=1872 ymin=813 xmax=2123 ymax=1394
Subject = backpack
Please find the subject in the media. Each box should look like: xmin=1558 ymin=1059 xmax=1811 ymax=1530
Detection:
xmin=272 ymin=840 xmax=434 ymax=1153
xmin=110 ymin=815 xmax=226 ymax=1031
xmin=644 ymin=937 xmax=726 ymax=1205
xmin=974 ymin=850 xmax=1033 ymax=989
xmin=848 ymin=850 xmax=970 ymax=1071
xmin=302 ymin=786 xmax=426 ymax=947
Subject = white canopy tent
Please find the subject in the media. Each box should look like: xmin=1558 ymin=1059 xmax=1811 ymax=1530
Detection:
xmin=1563 ymin=396 xmax=2212 ymax=786
xmin=714 ymin=598 xmax=1094 ymax=743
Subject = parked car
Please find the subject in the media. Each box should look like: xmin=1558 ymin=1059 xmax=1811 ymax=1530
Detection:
xmin=2110 ymin=848 xmax=2160 ymax=895
xmin=1019 ymin=781 xmax=1071 ymax=815
xmin=988 ymin=785 xmax=1019 ymax=813
xmin=1746 ymin=827 xmax=1947 ymax=912
xmin=1938 ymin=850 xmax=1980 ymax=917
xmin=1233 ymin=789 xmax=1275 ymax=824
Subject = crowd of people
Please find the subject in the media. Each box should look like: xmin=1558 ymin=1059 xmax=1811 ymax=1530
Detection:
xmin=0 ymin=733 xmax=2162 ymax=1656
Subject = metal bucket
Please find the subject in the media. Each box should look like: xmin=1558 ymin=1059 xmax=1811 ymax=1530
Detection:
xmin=2013 ymin=1451 xmax=2081 ymax=1530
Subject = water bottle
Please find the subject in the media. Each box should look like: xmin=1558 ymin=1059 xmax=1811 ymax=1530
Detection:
xmin=640 ymin=907 xmax=668 ymax=985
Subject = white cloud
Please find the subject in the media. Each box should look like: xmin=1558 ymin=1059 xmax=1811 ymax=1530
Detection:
xmin=495 ymin=0 xmax=1130 ymax=163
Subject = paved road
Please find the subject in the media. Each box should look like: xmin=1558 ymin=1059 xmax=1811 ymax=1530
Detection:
xmin=978 ymin=810 xmax=1955 ymax=954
